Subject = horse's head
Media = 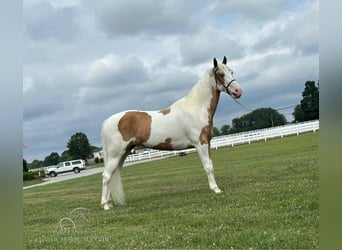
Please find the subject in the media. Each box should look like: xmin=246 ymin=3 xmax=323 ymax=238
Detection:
xmin=212 ymin=57 xmax=242 ymax=99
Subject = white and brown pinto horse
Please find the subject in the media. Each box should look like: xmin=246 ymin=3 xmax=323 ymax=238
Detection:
xmin=101 ymin=57 xmax=242 ymax=210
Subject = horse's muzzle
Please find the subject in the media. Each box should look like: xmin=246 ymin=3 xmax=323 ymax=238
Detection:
xmin=232 ymin=87 xmax=242 ymax=99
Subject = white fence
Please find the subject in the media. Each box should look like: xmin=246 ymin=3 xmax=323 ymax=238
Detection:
xmin=124 ymin=120 xmax=319 ymax=163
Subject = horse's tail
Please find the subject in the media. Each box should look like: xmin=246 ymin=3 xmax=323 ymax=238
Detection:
xmin=109 ymin=168 xmax=126 ymax=205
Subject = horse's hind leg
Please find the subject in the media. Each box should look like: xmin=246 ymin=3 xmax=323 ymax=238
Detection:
xmin=196 ymin=144 xmax=222 ymax=193
xmin=101 ymin=145 xmax=134 ymax=210
xmin=101 ymin=156 xmax=120 ymax=210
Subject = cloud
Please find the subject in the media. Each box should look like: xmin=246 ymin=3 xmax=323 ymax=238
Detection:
xmin=179 ymin=27 xmax=245 ymax=65
xmin=83 ymin=54 xmax=149 ymax=87
xmin=23 ymin=54 xmax=150 ymax=121
xmin=24 ymin=1 xmax=80 ymax=42
xmin=280 ymin=1 xmax=319 ymax=55
xmin=92 ymin=0 xmax=205 ymax=36
xmin=250 ymin=0 xmax=319 ymax=55
xmin=23 ymin=73 xmax=78 ymax=122
xmin=211 ymin=0 xmax=294 ymax=21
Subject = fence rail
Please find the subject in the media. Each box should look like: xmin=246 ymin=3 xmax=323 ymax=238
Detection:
xmin=125 ymin=120 xmax=319 ymax=163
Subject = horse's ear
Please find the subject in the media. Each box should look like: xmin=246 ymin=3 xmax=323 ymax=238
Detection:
xmin=213 ymin=58 xmax=218 ymax=68
xmin=222 ymin=56 xmax=227 ymax=65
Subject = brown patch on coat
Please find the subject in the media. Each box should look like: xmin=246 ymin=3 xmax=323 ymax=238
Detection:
xmin=199 ymin=86 xmax=220 ymax=147
xmin=199 ymin=125 xmax=212 ymax=145
xmin=118 ymin=111 xmax=152 ymax=144
xmin=208 ymin=87 xmax=220 ymax=123
xmin=159 ymin=108 xmax=171 ymax=115
xmin=153 ymin=138 xmax=173 ymax=150
xmin=213 ymin=68 xmax=225 ymax=85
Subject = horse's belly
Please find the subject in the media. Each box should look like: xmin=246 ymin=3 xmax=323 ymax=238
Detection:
xmin=146 ymin=123 xmax=194 ymax=150
xmin=145 ymin=136 xmax=194 ymax=151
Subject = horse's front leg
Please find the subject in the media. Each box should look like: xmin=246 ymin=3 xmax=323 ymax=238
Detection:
xmin=196 ymin=144 xmax=222 ymax=193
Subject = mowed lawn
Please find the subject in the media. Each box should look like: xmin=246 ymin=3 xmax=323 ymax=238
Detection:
xmin=23 ymin=132 xmax=319 ymax=249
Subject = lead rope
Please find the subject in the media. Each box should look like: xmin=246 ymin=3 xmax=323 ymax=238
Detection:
xmin=233 ymin=99 xmax=254 ymax=112
xmin=233 ymin=98 xmax=297 ymax=112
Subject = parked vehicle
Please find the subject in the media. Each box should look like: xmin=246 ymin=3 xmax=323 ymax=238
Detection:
xmin=46 ymin=159 xmax=86 ymax=177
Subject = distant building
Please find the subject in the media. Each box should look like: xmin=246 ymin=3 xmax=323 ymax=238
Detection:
xmin=93 ymin=149 xmax=103 ymax=160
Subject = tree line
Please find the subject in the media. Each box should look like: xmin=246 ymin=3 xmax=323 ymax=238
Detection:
xmin=213 ymin=107 xmax=287 ymax=136
xmin=213 ymin=80 xmax=318 ymax=136
xmin=25 ymin=80 xmax=318 ymax=169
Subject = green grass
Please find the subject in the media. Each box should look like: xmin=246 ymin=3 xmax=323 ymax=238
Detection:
xmin=23 ymin=132 xmax=319 ymax=249
xmin=23 ymin=178 xmax=45 ymax=187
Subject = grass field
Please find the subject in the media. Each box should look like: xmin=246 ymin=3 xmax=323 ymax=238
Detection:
xmin=23 ymin=132 xmax=319 ymax=249
xmin=23 ymin=178 xmax=44 ymax=187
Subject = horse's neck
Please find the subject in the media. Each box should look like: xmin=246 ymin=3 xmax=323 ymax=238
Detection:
xmin=172 ymin=71 xmax=220 ymax=123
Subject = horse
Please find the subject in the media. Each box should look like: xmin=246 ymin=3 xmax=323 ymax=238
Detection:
xmin=101 ymin=56 xmax=242 ymax=210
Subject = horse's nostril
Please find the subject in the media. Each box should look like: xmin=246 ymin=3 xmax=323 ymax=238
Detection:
xmin=234 ymin=88 xmax=242 ymax=98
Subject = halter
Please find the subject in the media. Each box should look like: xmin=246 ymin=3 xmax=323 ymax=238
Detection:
xmin=213 ymin=68 xmax=236 ymax=96
xmin=223 ymin=79 xmax=236 ymax=93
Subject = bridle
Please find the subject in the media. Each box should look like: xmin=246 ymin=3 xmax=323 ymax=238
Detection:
xmin=213 ymin=68 xmax=236 ymax=96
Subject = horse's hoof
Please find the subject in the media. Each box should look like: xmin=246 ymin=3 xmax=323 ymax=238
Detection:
xmin=102 ymin=202 xmax=113 ymax=210
xmin=213 ymin=187 xmax=223 ymax=193
xmin=103 ymin=204 xmax=112 ymax=210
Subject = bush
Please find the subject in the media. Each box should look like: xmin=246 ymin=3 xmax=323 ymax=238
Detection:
xmin=23 ymin=172 xmax=35 ymax=181
xmin=23 ymin=170 xmax=46 ymax=180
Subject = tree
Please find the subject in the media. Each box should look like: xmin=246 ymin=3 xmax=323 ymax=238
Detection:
xmin=23 ymin=159 xmax=28 ymax=172
xmin=213 ymin=127 xmax=220 ymax=137
xmin=60 ymin=150 xmax=72 ymax=162
xmin=67 ymin=132 xmax=92 ymax=160
xmin=43 ymin=152 xmax=60 ymax=166
xmin=293 ymin=105 xmax=305 ymax=122
xmin=28 ymin=159 xmax=43 ymax=170
xmin=293 ymin=81 xmax=319 ymax=122
xmin=220 ymin=125 xmax=231 ymax=135
xmin=230 ymin=108 xmax=287 ymax=133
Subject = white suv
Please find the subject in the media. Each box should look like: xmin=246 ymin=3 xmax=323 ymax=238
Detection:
xmin=46 ymin=159 xmax=86 ymax=177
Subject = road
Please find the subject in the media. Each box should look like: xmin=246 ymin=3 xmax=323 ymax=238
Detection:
xmin=23 ymin=156 xmax=172 ymax=190
xmin=23 ymin=167 xmax=104 ymax=190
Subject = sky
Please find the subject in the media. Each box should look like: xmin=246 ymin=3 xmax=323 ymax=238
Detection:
xmin=23 ymin=0 xmax=319 ymax=163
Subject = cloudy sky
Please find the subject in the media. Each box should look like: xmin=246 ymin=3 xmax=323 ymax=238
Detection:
xmin=23 ymin=0 xmax=318 ymax=162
